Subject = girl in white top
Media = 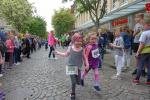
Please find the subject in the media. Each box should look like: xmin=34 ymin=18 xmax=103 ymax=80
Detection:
xmin=110 ymin=31 xmax=124 ymax=80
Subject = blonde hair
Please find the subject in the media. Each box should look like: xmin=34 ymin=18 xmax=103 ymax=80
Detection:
xmin=8 ymin=35 xmax=14 ymax=39
xmin=114 ymin=31 xmax=120 ymax=37
xmin=85 ymin=32 xmax=96 ymax=44
xmin=135 ymin=13 xmax=144 ymax=19
xmin=144 ymin=13 xmax=150 ymax=24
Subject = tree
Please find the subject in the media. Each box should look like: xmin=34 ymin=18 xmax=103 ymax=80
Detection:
xmin=52 ymin=8 xmax=75 ymax=36
xmin=63 ymin=0 xmax=107 ymax=32
xmin=28 ymin=17 xmax=47 ymax=38
xmin=0 ymin=0 xmax=33 ymax=32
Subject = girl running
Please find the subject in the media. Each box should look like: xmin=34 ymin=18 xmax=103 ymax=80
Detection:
xmin=81 ymin=32 xmax=101 ymax=91
xmin=55 ymin=33 xmax=84 ymax=100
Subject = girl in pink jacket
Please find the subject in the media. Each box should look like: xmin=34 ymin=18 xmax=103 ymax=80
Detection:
xmin=48 ymin=31 xmax=57 ymax=59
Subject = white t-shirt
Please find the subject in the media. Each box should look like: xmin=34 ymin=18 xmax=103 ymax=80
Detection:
xmin=114 ymin=37 xmax=124 ymax=56
xmin=139 ymin=30 xmax=150 ymax=46
xmin=134 ymin=23 xmax=143 ymax=43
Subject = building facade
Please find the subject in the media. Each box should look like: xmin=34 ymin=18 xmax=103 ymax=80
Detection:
xmin=74 ymin=0 xmax=147 ymax=32
xmin=0 ymin=17 xmax=14 ymax=32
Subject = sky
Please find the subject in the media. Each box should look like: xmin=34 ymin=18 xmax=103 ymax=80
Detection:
xmin=28 ymin=0 xmax=73 ymax=32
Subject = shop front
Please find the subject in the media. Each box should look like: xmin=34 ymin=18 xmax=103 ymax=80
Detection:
xmin=106 ymin=9 xmax=146 ymax=32
xmin=111 ymin=17 xmax=128 ymax=31
xmin=73 ymin=0 xmax=147 ymax=33
xmin=99 ymin=0 xmax=147 ymax=31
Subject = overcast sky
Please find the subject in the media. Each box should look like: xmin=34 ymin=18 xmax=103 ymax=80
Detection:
xmin=28 ymin=0 xmax=73 ymax=32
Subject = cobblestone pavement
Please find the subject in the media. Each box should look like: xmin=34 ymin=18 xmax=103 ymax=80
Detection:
xmin=0 ymin=47 xmax=150 ymax=100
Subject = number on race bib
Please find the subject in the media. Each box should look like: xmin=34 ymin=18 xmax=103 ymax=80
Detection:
xmin=91 ymin=49 xmax=100 ymax=58
xmin=66 ymin=66 xmax=78 ymax=75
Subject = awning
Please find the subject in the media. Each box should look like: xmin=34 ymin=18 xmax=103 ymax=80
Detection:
xmin=101 ymin=0 xmax=147 ymax=23
xmin=74 ymin=0 xmax=147 ymax=32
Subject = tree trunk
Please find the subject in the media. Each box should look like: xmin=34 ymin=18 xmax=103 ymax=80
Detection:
xmin=95 ymin=21 xmax=100 ymax=33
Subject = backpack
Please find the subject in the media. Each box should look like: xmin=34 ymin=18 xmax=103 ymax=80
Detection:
xmin=123 ymin=34 xmax=131 ymax=49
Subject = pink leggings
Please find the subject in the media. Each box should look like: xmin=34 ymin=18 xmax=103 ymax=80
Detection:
xmin=81 ymin=67 xmax=99 ymax=83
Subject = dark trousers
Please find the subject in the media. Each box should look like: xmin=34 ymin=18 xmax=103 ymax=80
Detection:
xmin=33 ymin=44 xmax=36 ymax=52
xmin=48 ymin=46 xmax=55 ymax=58
xmin=0 ymin=65 xmax=2 ymax=74
xmin=31 ymin=44 xmax=36 ymax=53
xmin=99 ymin=48 xmax=104 ymax=68
xmin=70 ymin=70 xmax=81 ymax=93
xmin=18 ymin=47 xmax=21 ymax=62
xmin=30 ymin=45 xmax=33 ymax=53
xmin=136 ymin=53 xmax=150 ymax=81
xmin=13 ymin=48 xmax=20 ymax=63
xmin=26 ymin=47 xmax=30 ymax=58
xmin=45 ymin=44 xmax=48 ymax=50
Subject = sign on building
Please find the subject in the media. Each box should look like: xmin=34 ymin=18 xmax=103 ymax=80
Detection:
xmin=145 ymin=3 xmax=150 ymax=12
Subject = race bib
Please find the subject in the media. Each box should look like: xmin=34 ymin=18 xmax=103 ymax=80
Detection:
xmin=91 ymin=48 xmax=100 ymax=58
xmin=66 ymin=66 xmax=78 ymax=75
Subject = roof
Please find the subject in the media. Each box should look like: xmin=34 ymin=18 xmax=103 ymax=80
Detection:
xmin=101 ymin=0 xmax=147 ymax=23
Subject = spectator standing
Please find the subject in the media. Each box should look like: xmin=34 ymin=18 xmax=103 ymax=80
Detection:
xmin=132 ymin=13 xmax=146 ymax=75
xmin=98 ymin=32 xmax=105 ymax=68
xmin=23 ymin=34 xmax=31 ymax=58
xmin=133 ymin=13 xmax=150 ymax=85
xmin=13 ymin=34 xmax=21 ymax=65
xmin=0 ymin=44 xmax=4 ymax=77
xmin=109 ymin=31 xmax=124 ymax=80
xmin=5 ymin=35 xmax=15 ymax=68
xmin=121 ymin=26 xmax=132 ymax=71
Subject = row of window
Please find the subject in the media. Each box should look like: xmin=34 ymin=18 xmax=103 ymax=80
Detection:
xmin=75 ymin=0 xmax=136 ymax=27
xmin=112 ymin=0 xmax=128 ymax=9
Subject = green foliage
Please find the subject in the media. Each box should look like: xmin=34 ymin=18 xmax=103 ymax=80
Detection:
xmin=28 ymin=17 xmax=47 ymax=38
xmin=0 ymin=0 xmax=33 ymax=32
xmin=63 ymin=0 xmax=107 ymax=32
xmin=52 ymin=8 xmax=75 ymax=36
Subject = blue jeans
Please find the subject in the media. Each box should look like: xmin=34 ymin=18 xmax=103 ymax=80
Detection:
xmin=99 ymin=48 xmax=104 ymax=68
xmin=13 ymin=48 xmax=19 ymax=63
xmin=136 ymin=53 xmax=150 ymax=81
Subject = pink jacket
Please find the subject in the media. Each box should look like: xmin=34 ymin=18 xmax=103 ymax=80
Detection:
xmin=48 ymin=33 xmax=56 ymax=46
xmin=5 ymin=39 xmax=14 ymax=53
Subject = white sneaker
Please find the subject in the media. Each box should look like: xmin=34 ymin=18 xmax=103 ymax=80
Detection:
xmin=0 ymin=74 xmax=3 ymax=77
xmin=16 ymin=62 xmax=21 ymax=65
xmin=48 ymin=57 xmax=53 ymax=60
xmin=54 ymin=57 xmax=58 ymax=60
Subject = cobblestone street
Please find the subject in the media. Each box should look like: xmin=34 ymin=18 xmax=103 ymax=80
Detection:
xmin=0 ymin=47 xmax=150 ymax=100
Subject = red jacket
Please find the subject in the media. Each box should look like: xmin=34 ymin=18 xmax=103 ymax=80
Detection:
xmin=5 ymin=39 xmax=14 ymax=53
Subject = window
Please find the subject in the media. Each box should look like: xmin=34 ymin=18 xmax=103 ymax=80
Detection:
xmin=120 ymin=0 xmax=128 ymax=5
xmin=112 ymin=0 xmax=117 ymax=9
